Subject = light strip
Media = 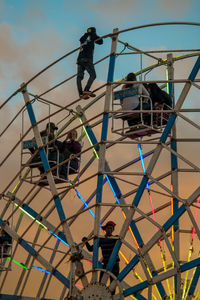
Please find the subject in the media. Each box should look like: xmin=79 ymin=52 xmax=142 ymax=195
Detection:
xmin=182 ymin=197 xmax=200 ymax=300
xmin=32 ymin=265 xmax=84 ymax=289
xmin=7 ymin=257 xmax=28 ymax=269
xmin=13 ymin=203 xmax=48 ymax=230
xmin=138 ymin=144 xmax=170 ymax=300
xmin=105 ymin=175 xmax=120 ymax=204
xmin=49 ymin=230 xmax=69 ymax=247
xmin=75 ymin=189 xmax=95 ymax=218
xmin=78 ymin=118 xmax=99 ymax=160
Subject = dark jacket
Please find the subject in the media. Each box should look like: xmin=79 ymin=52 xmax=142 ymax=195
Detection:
xmin=85 ymin=235 xmax=120 ymax=265
xmin=77 ymin=32 xmax=103 ymax=63
xmin=0 ymin=231 xmax=12 ymax=244
xmin=59 ymin=140 xmax=81 ymax=163
xmin=148 ymin=83 xmax=172 ymax=107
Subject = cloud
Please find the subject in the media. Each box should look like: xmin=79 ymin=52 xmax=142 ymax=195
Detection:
xmin=0 ymin=22 xmax=66 ymax=94
xmin=158 ymin=0 xmax=195 ymax=15
xmin=90 ymin=0 xmax=141 ymax=18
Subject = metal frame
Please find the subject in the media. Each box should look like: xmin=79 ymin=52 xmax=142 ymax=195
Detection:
xmin=0 ymin=23 xmax=200 ymax=299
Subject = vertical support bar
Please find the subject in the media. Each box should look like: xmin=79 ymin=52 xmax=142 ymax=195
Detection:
xmin=167 ymin=54 xmax=180 ymax=300
xmin=20 ymin=84 xmax=74 ymax=246
xmin=186 ymin=266 xmax=200 ymax=299
xmin=93 ymin=28 xmax=119 ymax=270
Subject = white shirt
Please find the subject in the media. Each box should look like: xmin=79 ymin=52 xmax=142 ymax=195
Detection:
xmin=121 ymin=83 xmax=149 ymax=110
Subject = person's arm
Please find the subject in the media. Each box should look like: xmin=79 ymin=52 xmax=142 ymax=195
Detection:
xmin=82 ymin=237 xmax=93 ymax=251
xmin=80 ymin=33 xmax=89 ymax=44
xmin=92 ymin=33 xmax=103 ymax=45
xmin=73 ymin=141 xmax=82 ymax=154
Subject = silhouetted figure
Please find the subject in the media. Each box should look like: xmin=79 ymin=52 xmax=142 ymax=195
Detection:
xmin=82 ymin=221 xmax=119 ymax=292
xmin=77 ymin=27 xmax=103 ymax=99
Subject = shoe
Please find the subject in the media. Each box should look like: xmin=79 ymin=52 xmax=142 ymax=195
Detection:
xmin=80 ymin=93 xmax=90 ymax=100
xmin=83 ymin=91 xmax=96 ymax=97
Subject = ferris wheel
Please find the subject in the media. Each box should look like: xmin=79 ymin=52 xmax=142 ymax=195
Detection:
xmin=0 ymin=22 xmax=200 ymax=300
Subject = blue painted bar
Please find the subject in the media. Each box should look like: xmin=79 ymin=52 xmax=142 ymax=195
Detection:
xmin=92 ymin=237 xmax=99 ymax=268
xmin=101 ymin=113 xmax=109 ymax=141
xmin=187 ymin=266 xmax=200 ymax=296
xmin=106 ymin=175 xmax=122 ymax=199
xmin=39 ymin=148 xmax=51 ymax=172
xmin=26 ymin=102 xmax=37 ymax=125
xmin=22 ymin=204 xmax=42 ymax=221
xmin=107 ymin=55 xmax=116 ymax=82
xmin=180 ymin=257 xmax=200 ymax=272
xmin=118 ymin=255 xmax=139 ymax=281
xmin=160 ymin=113 xmax=177 ymax=143
xmin=53 ymin=195 xmax=66 ymax=221
xmin=129 ymin=220 xmax=143 ymax=248
xmin=123 ymin=281 xmax=148 ymax=297
xmin=163 ymin=204 xmax=185 ymax=232
xmin=133 ymin=176 xmax=149 ymax=206
xmin=19 ymin=239 xmax=37 ymax=256
xmin=53 ymin=269 xmax=70 ymax=288
xmin=106 ymin=240 xmax=122 ymax=271
xmin=171 ymin=139 xmax=177 ymax=171
xmin=135 ymin=293 xmax=147 ymax=300
xmin=188 ymin=55 xmax=200 ymax=80
xmin=85 ymin=125 xmax=99 ymax=151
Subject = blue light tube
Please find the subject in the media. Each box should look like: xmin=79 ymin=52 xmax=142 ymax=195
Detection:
xmin=137 ymin=144 xmax=149 ymax=189
xmin=75 ymin=189 xmax=95 ymax=218
xmin=105 ymin=175 xmax=120 ymax=204
xmin=33 ymin=265 xmax=51 ymax=275
xmin=49 ymin=230 xmax=69 ymax=247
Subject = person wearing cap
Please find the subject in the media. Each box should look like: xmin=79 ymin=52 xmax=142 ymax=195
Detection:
xmin=29 ymin=122 xmax=65 ymax=176
xmin=82 ymin=221 xmax=120 ymax=285
xmin=77 ymin=27 xmax=103 ymax=100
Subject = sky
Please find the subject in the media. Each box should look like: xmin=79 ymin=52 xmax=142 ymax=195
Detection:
xmin=0 ymin=0 xmax=200 ymax=98
xmin=0 ymin=1 xmax=200 ymax=298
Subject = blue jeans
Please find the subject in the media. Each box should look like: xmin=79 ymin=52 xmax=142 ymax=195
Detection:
xmin=77 ymin=58 xmax=96 ymax=95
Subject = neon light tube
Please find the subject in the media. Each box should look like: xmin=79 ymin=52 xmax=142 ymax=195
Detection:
xmin=13 ymin=203 xmax=48 ymax=230
xmin=7 ymin=257 xmax=28 ymax=269
xmin=32 ymin=265 xmax=84 ymax=289
xmin=75 ymin=189 xmax=95 ymax=218
xmin=105 ymin=175 xmax=120 ymax=204
xmin=49 ymin=230 xmax=69 ymax=247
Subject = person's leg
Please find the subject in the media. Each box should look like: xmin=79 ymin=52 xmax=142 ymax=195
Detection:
xmin=100 ymin=264 xmax=106 ymax=282
xmin=76 ymin=63 xmax=85 ymax=96
xmin=84 ymin=61 xmax=96 ymax=92
xmin=142 ymin=102 xmax=151 ymax=125
xmin=110 ymin=263 xmax=120 ymax=295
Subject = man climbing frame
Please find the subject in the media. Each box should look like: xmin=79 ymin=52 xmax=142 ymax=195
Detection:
xmin=77 ymin=27 xmax=103 ymax=100
xmin=82 ymin=220 xmax=120 ymax=291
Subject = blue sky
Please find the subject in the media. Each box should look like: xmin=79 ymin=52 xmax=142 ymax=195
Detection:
xmin=0 ymin=0 xmax=200 ymax=99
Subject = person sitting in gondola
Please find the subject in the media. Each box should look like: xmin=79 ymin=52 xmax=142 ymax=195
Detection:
xmin=58 ymin=129 xmax=82 ymax=178
xmin=0 ymin=222 xmax=12 ymax=259
xmin=29 ymin=122 xmax=65 ymax=176
xmin=145 ymin=83 xmax=172 ymax=126
xmin=120 ymin=72 xmax=151 ymax=127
